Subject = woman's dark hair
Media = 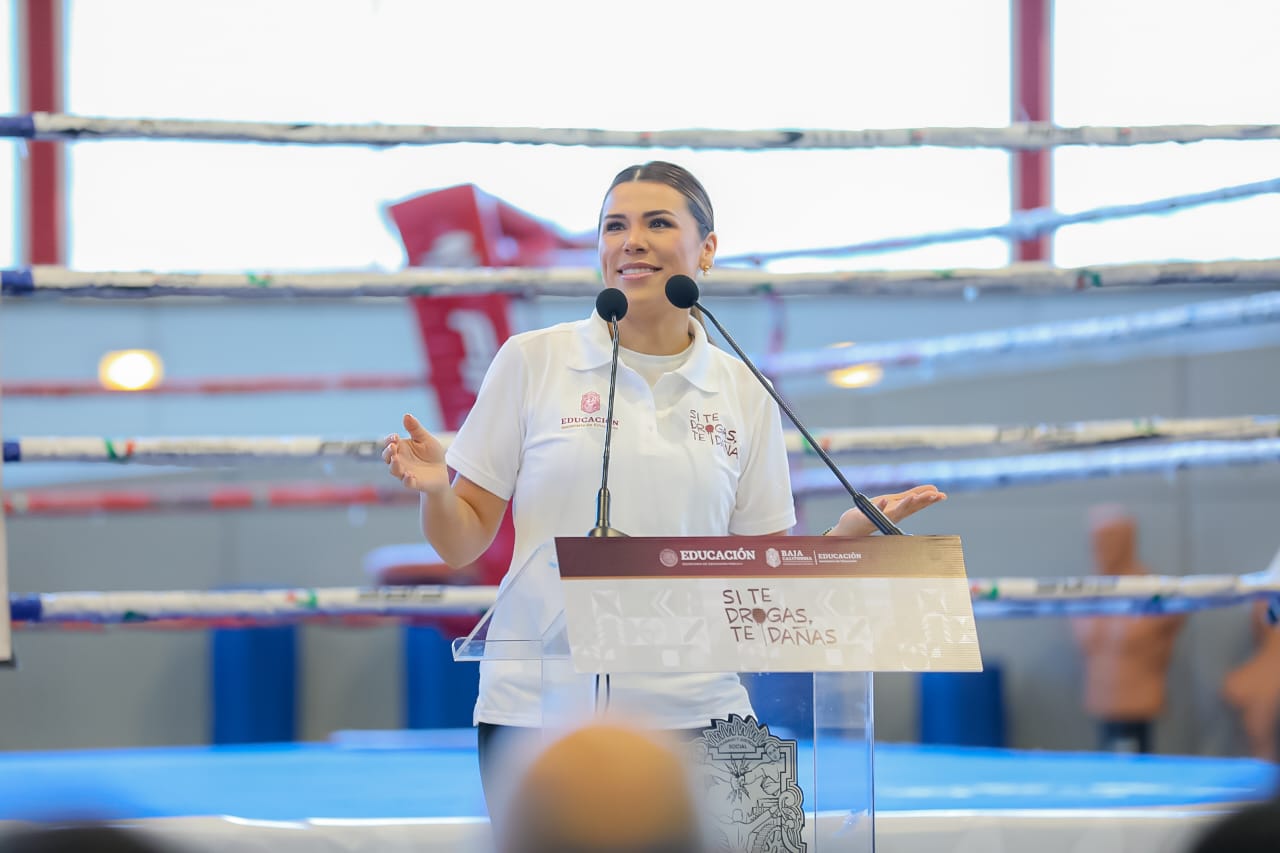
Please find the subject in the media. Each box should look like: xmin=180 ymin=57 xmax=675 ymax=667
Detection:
xmin=602 ymin=162 xmax=715 ymax=239
xmin=599 ymin=161 xmax=717 ymax=339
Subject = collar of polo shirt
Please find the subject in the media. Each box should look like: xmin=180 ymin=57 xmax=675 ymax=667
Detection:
xmin=567 ymin=310 xmax=717 ymax=393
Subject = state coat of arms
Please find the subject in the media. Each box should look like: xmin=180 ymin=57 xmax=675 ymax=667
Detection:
xmin=687 ymin=715 xmax=806 ymax=851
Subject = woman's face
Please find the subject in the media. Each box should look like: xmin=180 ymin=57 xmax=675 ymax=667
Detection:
xmin=598 ymin=181 xmax=716 ymax=311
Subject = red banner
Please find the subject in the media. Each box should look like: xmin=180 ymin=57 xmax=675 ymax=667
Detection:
xmin=389 ymin=184 xmax=586 ymax=616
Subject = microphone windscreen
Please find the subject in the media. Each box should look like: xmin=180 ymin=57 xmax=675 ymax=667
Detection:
xmin=594 ymin=287 xmax=629 ymax=322
xmin=665 ymin=274 xmax=699 ymax=309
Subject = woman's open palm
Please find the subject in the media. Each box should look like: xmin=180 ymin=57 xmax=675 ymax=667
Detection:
xmin=382 ymin=413 xmax=450 ymax=494
xmin=832 ymin=484 xmax=947 ymax=537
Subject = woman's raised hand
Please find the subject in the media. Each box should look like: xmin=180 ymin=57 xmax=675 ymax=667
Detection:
xmin=828 ymin=484 xmax=947 ymax=538
xmin=382 ymin=413 xmax=451 ymax=495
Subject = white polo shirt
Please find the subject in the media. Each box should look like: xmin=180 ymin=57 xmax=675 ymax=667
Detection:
xmin=446 ymin=311 xmax=797 ymax=728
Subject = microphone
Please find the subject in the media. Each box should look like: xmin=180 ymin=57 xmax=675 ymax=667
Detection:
xmin=665 ymin=274 xmax=904 ymax=536
xmin=588 ymin=287 xmax=629 ymax=538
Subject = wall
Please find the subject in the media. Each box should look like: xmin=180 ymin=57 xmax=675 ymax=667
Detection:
xmin=1 ymin=286 xmax=1277 ymax=754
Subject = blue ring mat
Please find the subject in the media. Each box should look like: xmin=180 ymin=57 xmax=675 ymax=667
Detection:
xmin=1 ymin=732 xmax=1275 ymax=822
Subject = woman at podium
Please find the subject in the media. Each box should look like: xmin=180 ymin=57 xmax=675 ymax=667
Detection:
xmin=382 ymin=161 xmax=945 ymax=805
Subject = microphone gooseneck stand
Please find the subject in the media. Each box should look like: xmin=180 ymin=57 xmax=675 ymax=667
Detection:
xmin=588 ymin=287 xmax=630 ymax=539
xmin=588 ymin=287 xmax=630 ymax=714
xmin=665 ymin=274 xmax=904 ymax=536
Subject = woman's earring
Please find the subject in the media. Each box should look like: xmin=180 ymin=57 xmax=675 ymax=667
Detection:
xmin=699 ymin=263 xmax=712 ymax=275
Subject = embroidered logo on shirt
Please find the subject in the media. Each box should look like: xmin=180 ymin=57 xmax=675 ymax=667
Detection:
xmin=690 ymin=409 xmax=739 ymax=457
xmin=562 ymin=390 xmax=618 ymax=429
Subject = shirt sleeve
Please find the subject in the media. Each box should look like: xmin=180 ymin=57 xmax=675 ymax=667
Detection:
xmin=728 ymin=386 xmax=797 ymax=535
xmin=444 ymin=337 xmax=528 ymax=501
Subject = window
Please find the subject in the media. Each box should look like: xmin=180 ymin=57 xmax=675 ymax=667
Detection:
xmin=65 ymin=0 xmax=1011 ymax=272
xmin=1053 ymin=0 xmax=1280 ymax=266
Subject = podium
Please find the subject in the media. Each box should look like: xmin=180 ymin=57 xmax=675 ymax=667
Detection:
xmin=455 ymin=534 xmax=980 ymax=851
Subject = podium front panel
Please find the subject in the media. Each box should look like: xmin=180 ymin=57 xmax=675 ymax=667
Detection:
xmin=555 ymin=535 xmax=980 ymax=675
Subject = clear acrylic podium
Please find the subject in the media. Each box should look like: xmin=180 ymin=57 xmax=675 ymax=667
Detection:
xmin=455 ymin=534 xmax=980 ymax=852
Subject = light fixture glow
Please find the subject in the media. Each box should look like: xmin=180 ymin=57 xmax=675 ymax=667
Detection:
xmin=827 ymin=362 xmax=884 ymax=389
xmin=824 ymin=341 xmax=883 ymax=389
xmin=98 ymin=350 xmax=164 ymax=391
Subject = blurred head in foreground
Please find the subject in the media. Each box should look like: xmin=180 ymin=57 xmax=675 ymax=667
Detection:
xmin=499 ymin=723 xmax=705 ymax=853
xmin=0 ymin=824 xmax=174 ymax=853
xmin=1187 ymin=799 xmax=1280 ymax=853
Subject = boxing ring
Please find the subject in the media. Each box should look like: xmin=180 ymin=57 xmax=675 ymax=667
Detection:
xmin=1 ymin=735 xmax=1277 ymax=852
xmin=3 ymin=107 xmax=1280 ymax=852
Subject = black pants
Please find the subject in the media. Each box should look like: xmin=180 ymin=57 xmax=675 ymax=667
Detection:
xmin=1099 ymin=720 xmax=1153 ymax=754
xmin=477 ymin=722 xmax=538 ymax=813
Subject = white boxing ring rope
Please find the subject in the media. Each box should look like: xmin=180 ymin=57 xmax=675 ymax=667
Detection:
xmin=9 ymin=553 xmax=1280 ymax=626
xmin=5 ymin=421 xmax=1280 ymax=507
xmin=3 ymin=113 xmax=1279 ymax=149
xmin=4 ymin=441 xmax=1278 ymax=517
xmin=6 ymin=259 xmax=1280 ymax=299
xmin=3 ymin=439 xmax=1279 ymax=517
xmin=5 ymin=416 xmax=1280 ymax=463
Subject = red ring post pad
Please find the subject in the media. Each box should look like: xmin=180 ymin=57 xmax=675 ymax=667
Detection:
xmin=0 ymin=115 xmax=37 ymax=138
xmin=1 ymin=269 xmax=36 ymax=296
